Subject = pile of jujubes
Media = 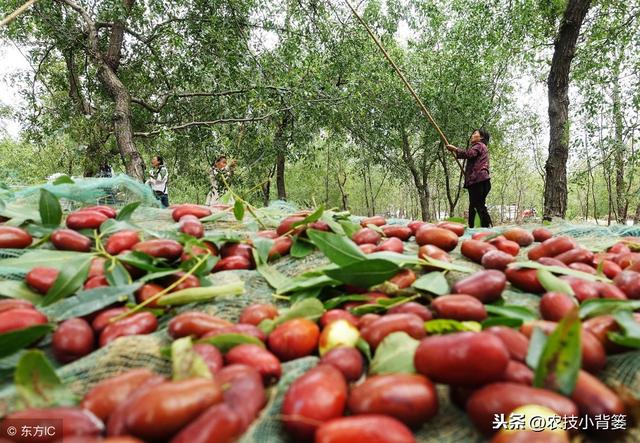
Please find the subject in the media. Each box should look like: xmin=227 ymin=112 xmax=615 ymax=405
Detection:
xmin=0 ymin=205 xmax=638 ymax=443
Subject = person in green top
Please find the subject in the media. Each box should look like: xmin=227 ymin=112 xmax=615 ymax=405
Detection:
xmin=146 ymin=155 xmax=169 ymax=207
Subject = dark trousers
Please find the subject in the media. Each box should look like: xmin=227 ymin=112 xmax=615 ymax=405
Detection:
xmin=467 ymin=180 xmax=492 ymax=228
xmin=155 ymin=192 xmax=169 ymax=208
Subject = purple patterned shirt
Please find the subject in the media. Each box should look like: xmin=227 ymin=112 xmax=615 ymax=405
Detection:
xmin=455 ymin=142 xmax=490 ymax=187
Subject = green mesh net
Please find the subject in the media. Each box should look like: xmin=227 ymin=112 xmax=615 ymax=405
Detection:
xmin=0 ymin=175 xmax=160 ymax=224
xmin=14 ymin=175 xmax=160 ymax=207
xmin=0 ymin=194 xmax=639 ymax=441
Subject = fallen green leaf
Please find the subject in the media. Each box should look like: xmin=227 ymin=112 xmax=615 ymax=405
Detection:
xmin=42 ymin=284 xmax=139 ymax=321
xmin=41 ymin=255 xmax=92 ymax=306
xmin=39 ymin=189 xmax=62 ymax=227
xmin=199 ymin=212 xmax=229 ymax=223
xmin=419 ymin=256 xmax=474 ymax=273
xmin=253 ymin=249 xmax=292 ymax=291
xmin=253 ymin=237 xmax=275 ymax=264
xmin=367 ymin=251 xmax=422 ymax=266
xmin=0 ymin=251 xmax=91 ymax=270
xmin=424 ymin=319 xmax=481 ymax=334
xmin=526 ymin=326 xmax=548 ymax=369
xmin=171 ymin=337 xmax=212 ymax=381
xmin=233 ymin=200 xmax=245 ymax=221
xmin=52 ymin=175 xmax=74 ymax=185
xmin=118 ymin=251 xmax=170 ymax=273
xmin=0 ymin=280 xmax=42 ymax=304
xmin=533 ymin=309 xmax=581 ymax=396
xmin=481 ymin=317 xmax=523 ymax=329
xmin=338 ymin=219 xmax=361 ymax=238
xmin=276 ymin=269 xmax=339 ymax=294
xmin=0 ymin=325 xmax=53 ymax=359
xmin=306 ymin=229 xmax=366 ymax=267
xmin=293 ymin=205 xmax=324 ymax=227
xmin=608 ymin=311 xmax=640 ymax=349
xmin=485 ymin=305 xmax=538 ymax=322
xmin=370 ymin=332 xmax=419 ymax=375
xmin=100 ymin=219 xmax=140 ymax=236
xmin=513 ymin=261 xmax=610 ymax=283
xmin=104 ymin=261 xmax=132 ymax=286
xmin=579 ymin=299 xmax=640 ymax=319
xmin=115 ymin=201 xmax=141 ymax=221
xmin=273 ymin=298 xmax=325 ymax=328
xmin=537 ymin=269 xmax=575 ymax=296
xmin=179 ymin=254 xmax=219 ymax=277
xmin=356 ymin=337 xmax=372 ymax=362
xmin=324 ymin=258 xmax=399 ymax=288
xmin=323 ymin=294 xmax=369 ymax=310
xmin=15 ymin=350 xmax=75 ymax=408
xmin=291 ymin=236 xmax=315 ymax=258
xmin=198 ymin=333 xmax=264 ymax=353
xmin=157 ymin=282 xmax=244 ymax=306
xmin=412 ymin=272 xmax=449 ymax=296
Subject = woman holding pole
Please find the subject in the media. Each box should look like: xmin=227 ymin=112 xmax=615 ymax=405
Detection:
xmin=446 ymin=129 xmax=493 ymax=228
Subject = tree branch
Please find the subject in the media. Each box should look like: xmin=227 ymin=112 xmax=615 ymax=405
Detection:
xmin=0 ymin=0 xmax=37 ymax=28
xmin=131 ymin=86 xmax=289 ymax=113
xmin=95 ymin=19 xmax=173 ymax=91
xmin=64 ymin=49 xmax=92 ymax=115
xmin=55 ymin=0 xmax=99 ymax=55
xmin=96 ymin=21 xmax=144 ymax=41
xmin=133 ymin=108 xmax=291 ymax=137
xmin=97 ymin=17 xmax=193 ymax=44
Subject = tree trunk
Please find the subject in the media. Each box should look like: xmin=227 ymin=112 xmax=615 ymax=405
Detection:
xmin=586 ymin=148 xmax=599 ymax=225
xmin=64 ymin=50 xmax=105 ymax=176
xmin=417 ymin=188 xmax=429 ymax=221
xmin=262 ymin=164 xmax=276 ymax=206
xmin=420 ymin=146 xmax=432 ymax=220
xmin=362 ymin=169 xmax=371 ymax=216
xmin=612 ymin=62 xmax=626 ymax=223
xmin=104 ymin=0 xmax=132 ymax=73
xmin=628 ymin=135 xmax=637 ymax=225
xmin=102 ymin=1 xmax=144 ymax=180
xmin=437 ymin=144 xmax=464 ymax=217
xmin=273 ymin=111 xmax=291 ymax=201
xmin=431 ymin=192 xmax=437 ymax=221
xmin=261 ymin=180 xmax=270 ymax=207
xmin=68 ymin=0 xmax=145 ymax=180
xmin=604 ymin=154 xmax=613 ymax=225
xmin=275 ymin=152 xmax=286 ymax=200
xmin=400 ymin=127 xmax=430 ymax=220
xmin=366 ymin=163 xmax=375 ymax=215
xmin=516 ymin=188 xmax=523 ymax=223
xmin=324 ymin=144 xmax=330 ymax=204
xmin=336 ymin=172 xmax=348 ymax=210
xmin=435 ymin=181 xmax=441 ymax=219
xmin=543 ymin=0 xmax=592 ymax=220
xmin=439 ymin=150 xmax=452 ymax=217
xmin=453 ymin=168 xmax=464 ymax=217
xmin=261 ymin=182 xmax=270 ymax=206
xmin=98 ymin=67 xmax=144 ymax=180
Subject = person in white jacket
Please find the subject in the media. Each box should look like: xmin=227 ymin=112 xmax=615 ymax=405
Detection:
xmin=146 ymin=155 xmax=169 ymax=207
xmin=206 ymin=155 xmax=236 ymax=206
